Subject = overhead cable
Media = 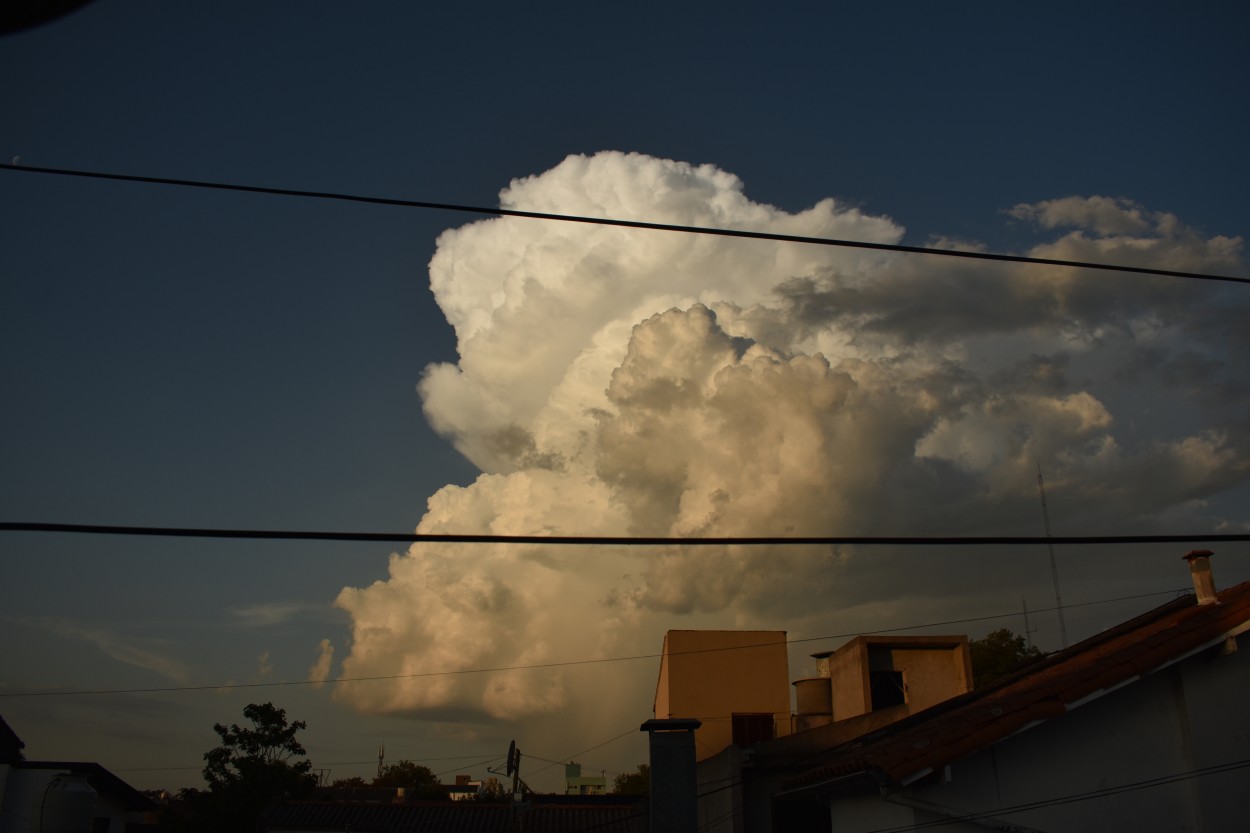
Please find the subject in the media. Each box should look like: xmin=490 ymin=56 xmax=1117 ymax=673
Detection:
xmin=1 ymin=521 xmax=1247 ymax=546
xmin=1 ymin=163 xmax=1246 ymax=286
xmin=0 ymin=588 xmax=1184 ymax=698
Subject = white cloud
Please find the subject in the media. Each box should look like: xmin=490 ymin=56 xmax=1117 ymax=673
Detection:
xmin=420 ymin=151 xmax=903 ymax=474
xmin=1008 ymin=196 xmax=1154 ymax=236
xmin=330 ymin=152 xmax=1250 ymax=725
xmin=308 ymin=639 xmax=334 ymax=689
xmin=32 ymin=618 xmax=191 ymax=685
xmin=229 ymin=601 xmax=335 ymax=628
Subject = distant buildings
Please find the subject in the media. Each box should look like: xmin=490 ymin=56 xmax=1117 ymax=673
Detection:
xmin=564 ymin=762 xmax=606 ymax=795
xmin=447 ymin=773 xmax=483 ymax=800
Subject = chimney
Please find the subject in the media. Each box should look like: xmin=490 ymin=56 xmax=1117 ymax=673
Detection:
xmin=641 ymin=718 xmax=701 ymax=833
xmin=1183 ymin=550 xmax=1218 ymax=605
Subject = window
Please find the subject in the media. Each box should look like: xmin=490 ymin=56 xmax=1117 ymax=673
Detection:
xmin=732 ymin=713 xmax=774 ymax=747
xmin=870 ymin=670 xmax=906 ymax=709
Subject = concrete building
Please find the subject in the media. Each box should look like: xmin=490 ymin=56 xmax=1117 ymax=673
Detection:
xmin=695 ymin=633 xmax=974 ymax=832
xmin=653 ymin=630 xmax=792 ymax=761
xmin=682 ymin=550 xmax=1250 ymax=832
xmin=564 ymin=762 xmax=606 ymax=796
xmin=447 ymin=773 xmax=482 ymax=800
xmin=800 ymin=634 xmax=973 ymax=727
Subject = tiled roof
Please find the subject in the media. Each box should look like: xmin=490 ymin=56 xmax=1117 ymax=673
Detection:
xmin=784 ymin=581 xmax=1250 ymax=793
xmin=264 ymin=798 xmax=644 ymax=833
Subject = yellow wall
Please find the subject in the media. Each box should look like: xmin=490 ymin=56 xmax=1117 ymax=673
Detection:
xmin=828 ymin=640 xmax=871 ymax=721
xmin=654 ymin=630 xmax=791 ymax=761
xmin=826 ymin=635 xmax=972 ymax=721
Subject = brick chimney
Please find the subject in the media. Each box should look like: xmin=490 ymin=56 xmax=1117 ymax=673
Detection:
xmin=1183 ymin=550 xmax=1218 ymax=605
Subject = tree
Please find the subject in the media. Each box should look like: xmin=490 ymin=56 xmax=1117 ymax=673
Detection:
xmin=329 ymin=776 xmax=369 ymax=789
xmin=969 ymin=629 xmax=1045 ymax=689
xmin=186 ymin=702 xmax=316 ymax=832
xmin=373 ymin=760 xmax=447 ymax=800
xmin=612 ymin=763 xmax=649 ymax=795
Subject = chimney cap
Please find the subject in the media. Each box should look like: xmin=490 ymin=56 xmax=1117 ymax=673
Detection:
xmin=640 ymin=718 xmax=701 ymax=733
xmin=1183 ymin=549 xmax=1214 ymax=562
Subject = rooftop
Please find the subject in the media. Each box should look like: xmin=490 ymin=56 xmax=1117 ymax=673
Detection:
xmin=784 ymin=580 xmax=1250 ymax=793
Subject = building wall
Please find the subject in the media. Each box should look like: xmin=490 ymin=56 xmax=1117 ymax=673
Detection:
xmin=826 ymin=642 xmax=870 ymax=721
xmin=828 ymin=637 xmax=1250 ymax=832
xmin=826 ymin=636 xmax=971 ymax=722
xmin=697 ymin=746 xmax=743 ymax=833
xmin=654 ymin=631 xmax=791 ymax=761
xmin=881 ymin=641 xmax=971 ymax=714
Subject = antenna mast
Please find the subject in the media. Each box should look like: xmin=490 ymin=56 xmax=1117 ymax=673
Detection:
xmin=1021 ymin=596 xmax=1036 ymax=651
xmin=1037 ymin=462 xmax=1068 ymax=648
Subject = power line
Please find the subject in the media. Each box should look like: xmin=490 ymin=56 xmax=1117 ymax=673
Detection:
xmin=1 ymin=162 xmax=1246 ymax=286
xmin=432 ymin=756 xmax=504 ymax=780
xmin=523 ymin=727 xmax=643 ymax=780
xmin=0 ymin=588 xmax=1183 ymax=699
xmin=2 ymin=521 xmax=1247 ymax=546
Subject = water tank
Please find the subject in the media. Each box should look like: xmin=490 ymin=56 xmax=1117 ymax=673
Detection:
xmin=793 ymin=678 xmax=833 ymax=731
xmin=33 ymin=774 xmax=97 ymax=833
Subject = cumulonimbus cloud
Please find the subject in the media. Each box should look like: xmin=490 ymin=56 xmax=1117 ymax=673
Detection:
xmin=325 ymin=152 xmax=1249 ymax=723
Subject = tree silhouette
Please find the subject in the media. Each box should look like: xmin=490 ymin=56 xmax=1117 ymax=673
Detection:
xmin=612 ymin=763 xmax=649 ymax=795
xmin=330 ymin=776 xmax=369 ymax=789
xmin=183 ymin=702 xmax=316 ymax=832
xmin=373 ymin=760 xmax=447 ymax=800
xmin=969 ymin=629 xmax=1046 ymax=689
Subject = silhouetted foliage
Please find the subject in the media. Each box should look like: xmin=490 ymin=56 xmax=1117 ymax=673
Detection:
xmin=373 ymin=760 xmax=448 ymax=800
xmin=612 ymin=763 xmax=650 ymax=795
xmin=170 ymin=702 xmax=316 ymax=833
xmin=329 ymin=776 xmax=369 ymax=789
xmin=970 ymin=628 xmax=1046 ymax=689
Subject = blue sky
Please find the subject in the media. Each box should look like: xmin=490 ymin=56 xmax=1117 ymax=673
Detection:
xmin=2 ymin=2 xmax=1248 ymax=792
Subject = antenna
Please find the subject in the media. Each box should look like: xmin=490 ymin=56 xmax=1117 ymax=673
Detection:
xmin=377 ymin=745 xmax=385 ymax=781
xmin=1037 ymin=462 xmax=1068 ymax=648
xmin=1021 ymin=596 xmax=1038 ymax=651
xmin=506 ymin=740 xmax=522 ymax=799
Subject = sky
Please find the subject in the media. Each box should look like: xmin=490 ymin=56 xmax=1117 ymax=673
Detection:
xmin=1 ymin=1 xmax=1248 ymax=794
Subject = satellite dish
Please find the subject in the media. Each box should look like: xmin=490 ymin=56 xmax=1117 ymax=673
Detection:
xmin=506 ymin=740 xmax=517 ymax=776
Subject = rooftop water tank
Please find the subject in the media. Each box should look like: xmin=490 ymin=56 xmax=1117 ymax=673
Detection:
xmin=33 ymin=774 xmax=97 ymax=833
